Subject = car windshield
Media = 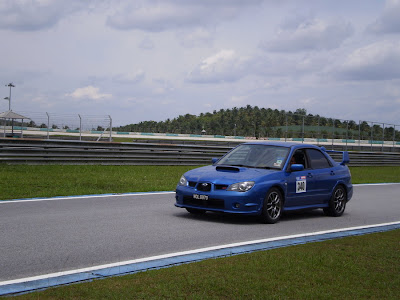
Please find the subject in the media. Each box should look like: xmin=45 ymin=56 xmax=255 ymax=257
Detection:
xmin=216 ymin=144 xmax=290 ymax=169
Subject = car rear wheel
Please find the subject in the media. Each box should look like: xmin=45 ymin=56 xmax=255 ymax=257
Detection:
xmin=260 ymin=187 xmax=283 ymax=224
xmin=324 ymin=185 xmax=347 ymax=217
xmin=186 ymin=208 xmax=206 ymax=215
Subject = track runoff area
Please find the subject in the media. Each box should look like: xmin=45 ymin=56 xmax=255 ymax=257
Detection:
xmin=1 ymin=184 xmax=400 ymax=296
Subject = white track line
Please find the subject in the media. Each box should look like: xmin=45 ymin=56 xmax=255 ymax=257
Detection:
xmin=0 ymin=191 xmax=175 ymax=204
xmin=1 ymin=221 xmax=399 ymax=287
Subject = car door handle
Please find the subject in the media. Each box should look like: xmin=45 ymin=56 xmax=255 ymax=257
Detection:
xmin=330 ymin=171 xmax=335 ymax=176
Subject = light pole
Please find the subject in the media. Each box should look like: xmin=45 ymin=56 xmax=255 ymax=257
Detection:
xmin=5 ymin=83 xmax=15 ymax=111
xmin=3 ymin=97 xmax=10 ymax=110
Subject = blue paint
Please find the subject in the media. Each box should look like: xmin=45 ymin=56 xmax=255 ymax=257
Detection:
xmin=1 ymin=223 xmax=399 ymax=296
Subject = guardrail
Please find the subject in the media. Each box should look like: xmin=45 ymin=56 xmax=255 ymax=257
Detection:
xmin=0 ymin=138 xmax=400 ymax=166
xmin=0 ymin=138 xmax=231 ymax=165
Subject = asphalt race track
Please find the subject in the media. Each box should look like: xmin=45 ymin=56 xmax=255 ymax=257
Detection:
xmin=1 ymin=184 xmax=400 ymax=285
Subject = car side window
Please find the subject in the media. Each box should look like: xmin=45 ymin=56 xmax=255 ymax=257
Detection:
xmin=306 ymin=149 xmax=332 ymax=169
xmin=289 ymin=149 xmax=308 ymax=169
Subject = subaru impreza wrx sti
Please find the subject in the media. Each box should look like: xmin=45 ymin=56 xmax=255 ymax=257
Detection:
xmin=175 ymin=142 xmax=353 ymax=223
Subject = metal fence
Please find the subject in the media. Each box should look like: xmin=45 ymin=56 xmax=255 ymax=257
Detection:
xmin=1 ymin=138 xmax=399 ymax=166
xmin=260 ymin=114 xmax=400 ymax=147
xmin=1 ymin=111 xmax=112 ymax=141
xmin=1 ymin=110 xmax=400 ymax=151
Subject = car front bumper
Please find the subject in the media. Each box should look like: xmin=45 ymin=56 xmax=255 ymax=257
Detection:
xmin=175 ymin=185 xmax=264 ymax=215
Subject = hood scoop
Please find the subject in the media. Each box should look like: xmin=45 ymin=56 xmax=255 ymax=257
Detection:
xmin=216 ymin=166 xmax=240 ymax=172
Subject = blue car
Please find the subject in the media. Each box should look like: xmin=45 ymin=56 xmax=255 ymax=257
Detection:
xmin=175 ymin=142 xmax=353 ymax=223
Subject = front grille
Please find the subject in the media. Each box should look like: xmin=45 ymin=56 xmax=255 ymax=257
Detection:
xmin=186 ymin=181 xmax=228 ymax=191
xmin=188 ymin=181 xmax=197 ymax=187
xmin=183 ymin=196 xmax=224 ymax=209
xmin=215 ymin=184 xmax=228 ymax=190
xmin=197 ymin=183 xmax=212 ymax=192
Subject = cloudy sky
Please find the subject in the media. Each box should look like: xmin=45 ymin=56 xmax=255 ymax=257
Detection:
xmin=1 ymin=0 xmax=400 ymax=127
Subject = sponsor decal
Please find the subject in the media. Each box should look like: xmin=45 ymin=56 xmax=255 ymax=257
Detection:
xmin=274 ymin=159 xmax=283 ymax=167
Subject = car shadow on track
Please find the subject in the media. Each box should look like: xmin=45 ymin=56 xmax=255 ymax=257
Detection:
xmin=173 ymin=209 xmax=327 ymax=225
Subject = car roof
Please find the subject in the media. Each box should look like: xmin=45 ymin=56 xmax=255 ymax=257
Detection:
xmin=242 ymin=141 xmax=321 ymax=150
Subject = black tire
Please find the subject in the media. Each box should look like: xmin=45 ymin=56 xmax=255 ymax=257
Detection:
xmin=186 ymin=208 xmax=206 ymax=215
xmin=260 ymin=187 xmax=283 ymax=224
xmin=324 ymin=185 xmax=347 ymax=217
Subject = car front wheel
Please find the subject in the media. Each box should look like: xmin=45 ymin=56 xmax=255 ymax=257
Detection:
xmin=324 ymin=185 xmax=347 ymax=217
xmin=260 ymin=187 xmax=283 ymax=224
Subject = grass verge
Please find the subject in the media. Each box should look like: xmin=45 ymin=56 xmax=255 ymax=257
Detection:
xmin=0 ymin=165 xmax=399 ymax=201
xmin=0 ymin=165 xmax=198 ymax=200
xmin=13 ymin=229 xmax=400 ymax=299
xmin=349 ymin=166 xmax=400 ymax=184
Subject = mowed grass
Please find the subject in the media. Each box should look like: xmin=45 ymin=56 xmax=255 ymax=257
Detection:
xmin=350 ymin=166 xmax=400 ymax=184
xmin=0 ymin=165 xmax=198 ymax=200
xmin=13 ymin=229 xmax=400 ymax=299
xmin=0 ymin=165 xmax=399 ymax=200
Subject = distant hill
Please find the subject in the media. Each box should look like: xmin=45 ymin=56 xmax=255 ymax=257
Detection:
xmin=114 ymin=105 xmax=399 ymax=140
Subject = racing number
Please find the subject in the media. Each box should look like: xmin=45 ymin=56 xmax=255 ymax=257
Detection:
xmin=296 ymin=180 xmax=306 ymax=193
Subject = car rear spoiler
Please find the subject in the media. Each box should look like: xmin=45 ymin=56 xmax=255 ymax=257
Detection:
xmin=321 ymin=147 xmax=350 ymax=165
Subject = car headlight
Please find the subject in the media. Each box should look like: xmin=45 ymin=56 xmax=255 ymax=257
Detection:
xmin=178 ymin=175 xmax=188 ymax=186
xmin=227 ymin=181 xmax=255 ymax=192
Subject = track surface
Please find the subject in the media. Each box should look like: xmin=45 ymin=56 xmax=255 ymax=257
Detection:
xmin=1 ymin=184 xmax=399 ymax=282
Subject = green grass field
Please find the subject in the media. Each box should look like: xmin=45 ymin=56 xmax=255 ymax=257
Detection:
xmin=2 ymin=165 xmax=399 ymax=299
xmin=0 ymin=165 xmax=196 ymax=200
xmin=1 ymin=165 xmax=399 ymax=201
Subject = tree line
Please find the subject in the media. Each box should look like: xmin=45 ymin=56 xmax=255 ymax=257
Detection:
xmin=114 ymin=105 xmax=400 ymax=141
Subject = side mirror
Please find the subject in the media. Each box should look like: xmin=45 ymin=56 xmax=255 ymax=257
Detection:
xmin=290 ymin=164 xmax=304 ymax=172
xmin=212 ymin=158 xmax=219 ymax=164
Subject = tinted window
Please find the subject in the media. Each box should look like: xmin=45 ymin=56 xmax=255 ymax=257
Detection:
xmin=291 ymin=149 xmax=308 ymax=169
xmin=217 ymin=144 xmax=290 ymax=169
xmin=307 ymin=149 xmax=331 ymax=169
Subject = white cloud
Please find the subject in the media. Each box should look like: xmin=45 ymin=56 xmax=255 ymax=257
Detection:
xmin=261 ymin=18 xmax=354 ymax=52
xmin=177 ymin=27 xmax=215 ymax=48
xmin=112 ymin=71 xmax=145 ymax=84
xmin=337 ymin=41 xmax=400 ymax=80
xmin=367 ymin=0 xmax=400 ymax=34
xmin=67 ymin=86 xmax=112 ymax=100
xmin=230 ymin=95 xmax=248 ymax=106
xmin=187 ymin=50 xmax=252 ymax=83
xmin=31 ymin=95 xmax=55 ymax=108
xmin=151 ymin=78 xmax=175 ymax=95
xmin=300 ymin=97 xmax=316 ymax=105
xmin=0 ymin=0 xmax=89 ymax=31
xmin=138 ymin=37 xmax=155 ymax=50
xmin=106 ymin=0 xmax=263 ymax=32
xmin=384 ymin=81 xmax=400 ymax=98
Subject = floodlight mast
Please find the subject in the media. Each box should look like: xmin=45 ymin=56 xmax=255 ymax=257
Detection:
xmin=3 ymin=97 xmax=9 ymax=110
xmin=5 ymin=83 xmax=15 ymax=111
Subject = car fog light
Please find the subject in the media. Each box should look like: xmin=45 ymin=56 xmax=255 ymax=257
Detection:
xmin=234 ymin=203 xmax=240 ymax=208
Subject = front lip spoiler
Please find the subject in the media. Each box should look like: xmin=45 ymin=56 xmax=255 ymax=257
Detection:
xmin=174 ymin=203 xmax=261 ymax=215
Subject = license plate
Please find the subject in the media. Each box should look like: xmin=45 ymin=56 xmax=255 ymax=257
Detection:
xmin=193 ymin=194 xmax=209 ymax=200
